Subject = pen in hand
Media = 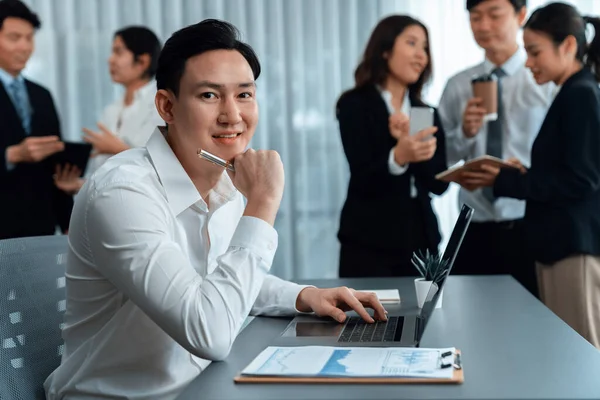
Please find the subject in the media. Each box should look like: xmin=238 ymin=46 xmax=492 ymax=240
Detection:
xmin=197 ymin=149 xmax=235 ymax=172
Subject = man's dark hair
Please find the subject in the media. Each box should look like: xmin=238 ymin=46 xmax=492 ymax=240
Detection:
xmin=466 ymin=0 xmax=526 ymax=12
xmin=115 ymin=26 xmax=162 ymax=79
xmin=0 ymin=0 xmax=41 ymax=30
xmin=156 ymin=19 xmax=261 ymax=97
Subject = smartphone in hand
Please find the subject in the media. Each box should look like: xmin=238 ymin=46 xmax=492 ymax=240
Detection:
xmin=409 ymin=106 xmax=435 ymax=140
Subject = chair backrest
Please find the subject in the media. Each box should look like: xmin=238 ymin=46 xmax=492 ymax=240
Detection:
xmin=0 ymin=235 xmax=68 ymax=400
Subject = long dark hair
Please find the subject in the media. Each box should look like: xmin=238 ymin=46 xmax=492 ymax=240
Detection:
xmin=525 ymin=2 xmax=600 ymax=81
xmin=353 ymin=15 xmax=432 ymax=102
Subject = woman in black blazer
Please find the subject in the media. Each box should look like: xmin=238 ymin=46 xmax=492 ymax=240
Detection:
xmin=336 ymin=15 xmax=449 ymax=278
xmin=468 ymin=3 xmax=600 ymax=349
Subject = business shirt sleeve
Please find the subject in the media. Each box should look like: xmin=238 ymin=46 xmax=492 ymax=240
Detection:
xmin=3 ymin=149 xmax=15 ymax=172
xmin=495 ymin=86 xmax=600 ymax=203
xmin=251 ymin=275 xmax=311 ymax=316
xmin=438 ymin=79 xmax=477 ymax=166
xmin=388 ymin=148 xmax=408 ymax=175
xmin=409 ymin=108 xmax=450 ymax=196
xmin=85 ymin=180 xmax=280 ymax=361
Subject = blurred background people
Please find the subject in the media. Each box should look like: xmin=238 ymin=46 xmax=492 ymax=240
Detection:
xmin=336 ymin=15 xmax=448 ymax=278
xmin=0 ymin=0 xmax=72 ymax=239
xmin=472 ymin=2 xmax=600 ymax=349
xmin=438 ymin=0 xmax=554 ymax=296
xmin=55 ymin=26 xmax=163 ymax=194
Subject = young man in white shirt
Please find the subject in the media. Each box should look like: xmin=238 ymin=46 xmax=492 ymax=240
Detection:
xmin=438 ymin=0 xmax=553 ymax=296
xmin=44 ymin=19 xmax=387 ymax=400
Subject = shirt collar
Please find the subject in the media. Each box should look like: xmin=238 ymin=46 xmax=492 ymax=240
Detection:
xmin=377 ymin=85 xmax=411 ymax=114
xmin=483 ymin=47 xmax=526 ymax=77
xmin=145 ymin=127 xmax=238 ymax=216
xmin=0 ymin=67 xmax=24 ymax=88
xmin=134 ymin=79 xmax=156 ymax=101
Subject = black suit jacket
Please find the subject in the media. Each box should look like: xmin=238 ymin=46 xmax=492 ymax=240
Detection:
xmin=0 ymin=78 xmax=73 ymax=239
xmin=495 ymin=68 xmax=600 ymax=264
xmin=336 ymin=84 xmax=449 ymax=252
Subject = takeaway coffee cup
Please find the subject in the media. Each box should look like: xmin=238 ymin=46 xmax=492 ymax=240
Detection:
xmin=471 ymin=75 xmax=498 ymax=122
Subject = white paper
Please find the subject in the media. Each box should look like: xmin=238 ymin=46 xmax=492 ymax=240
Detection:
xmin=241 ymin=346 xmax=455 ymax=379
xmin=359 ymin=289 xmax=401 ymax=304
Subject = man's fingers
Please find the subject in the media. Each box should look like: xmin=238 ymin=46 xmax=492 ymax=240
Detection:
xmin=466 ymin=107 xmax=487 ymax=116
xmin=338 ymin=289 xmax=374 ymax=323
xmin=29 ymin=135 xmax=61 ymax=143
xmin=354 ymin=292 xmax=387 ymax=321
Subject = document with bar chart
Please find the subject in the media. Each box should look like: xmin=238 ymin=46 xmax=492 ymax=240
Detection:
xmin=239 ymin=346 xmax=456 ymax=379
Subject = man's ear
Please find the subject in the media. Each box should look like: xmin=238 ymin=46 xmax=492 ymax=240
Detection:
xmin=155 ymin=89 xmax=175 ymax=125
xmin=517 ymin=6 xmax=527 ymax=27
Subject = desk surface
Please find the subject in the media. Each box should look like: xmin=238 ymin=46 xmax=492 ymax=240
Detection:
xmin=176 ymin=276 xmax=600 ymax=399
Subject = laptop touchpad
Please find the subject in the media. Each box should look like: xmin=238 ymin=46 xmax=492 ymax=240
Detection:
xmin=281 ymin=321 xmax=344 ymax=337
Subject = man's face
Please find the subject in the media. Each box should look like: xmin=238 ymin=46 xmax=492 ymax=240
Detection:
xmin=168 ymin=49 xmax=258 ymax=162
xmin=0 ymin=17 xmax=35 ymax=76
xmin=469 ymin=0 xmax=525 ymax=53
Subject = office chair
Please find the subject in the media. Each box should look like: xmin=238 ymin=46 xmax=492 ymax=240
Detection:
xmin=0 ymin=235 xmax=68 ymax=400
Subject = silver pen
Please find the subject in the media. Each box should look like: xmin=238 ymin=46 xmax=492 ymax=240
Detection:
xmin=197 ymin=149 xmax=235 ymax=172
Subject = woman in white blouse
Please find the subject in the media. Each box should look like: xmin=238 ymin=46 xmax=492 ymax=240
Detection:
xmin=55 ymin=26 xmax=163 ymax=193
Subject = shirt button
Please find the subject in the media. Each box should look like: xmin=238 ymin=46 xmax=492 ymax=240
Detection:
xmin=267 ymin=242 xmax=275 ymax=251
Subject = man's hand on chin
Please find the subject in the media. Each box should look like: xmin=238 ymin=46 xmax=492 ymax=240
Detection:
xmin=295 ymin=286 xmax=388 ymax=323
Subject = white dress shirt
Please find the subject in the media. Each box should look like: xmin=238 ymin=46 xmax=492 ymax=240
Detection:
xmin=86 ymin=80 xmax=164 ymax=176
xmin=381 ymin=88 xmax=417 ymax=198
xmin=438 ymin=48 xmax=554 ymax=222
xmin=44 ymin=127 xmax=306 ymax=400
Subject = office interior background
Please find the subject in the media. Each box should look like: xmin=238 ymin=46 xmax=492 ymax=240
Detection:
xmin=20 ymin=0 xmax=600 ymax=279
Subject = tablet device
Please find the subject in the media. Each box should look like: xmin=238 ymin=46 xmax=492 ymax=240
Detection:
xmin=53 ymin=142 xmax=93 ymax=176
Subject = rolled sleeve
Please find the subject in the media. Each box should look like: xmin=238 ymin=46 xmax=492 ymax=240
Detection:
xmin=252 ymin=275 xmax=314 ymax=316
xmin=230 ymin=216 xmax=278 ymax=266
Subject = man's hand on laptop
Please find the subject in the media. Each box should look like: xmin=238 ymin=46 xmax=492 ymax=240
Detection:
xmin=295 ymin=287 xmax=388 ymax=324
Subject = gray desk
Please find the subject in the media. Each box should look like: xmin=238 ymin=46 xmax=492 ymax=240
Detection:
xmin=176 ymin=276 xmax=600 ymax=399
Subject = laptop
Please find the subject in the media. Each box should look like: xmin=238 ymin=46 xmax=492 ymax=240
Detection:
xmin=274 ymin=204 xmax=474 ymax=348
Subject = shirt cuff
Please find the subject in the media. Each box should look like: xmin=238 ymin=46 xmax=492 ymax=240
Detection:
xmin=388 ymin=148 xmax=408 ymax=175
xmin=273 ymin=279 xmax=315 ymax=314
xmin=5 ymin=149 xmax=15 ymax=171
xmin=229 ymin=216 xmax=278 ymax=266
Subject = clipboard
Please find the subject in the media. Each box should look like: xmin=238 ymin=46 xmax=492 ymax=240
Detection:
xmin=234 ymin=348 xmax=463 ymax=384
xmin=435 ymin=155 xmax=518 ymax=183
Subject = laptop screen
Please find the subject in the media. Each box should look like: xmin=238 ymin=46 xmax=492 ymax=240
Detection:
xmin=417 ymin=204 xmax=474 ymax=334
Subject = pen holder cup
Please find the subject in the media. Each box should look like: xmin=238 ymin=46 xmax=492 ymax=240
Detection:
xmin=414 ymin=278 xmax=443 ymax=309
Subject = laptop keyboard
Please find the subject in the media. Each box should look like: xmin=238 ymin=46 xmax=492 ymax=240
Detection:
xmin=337 ymin=316 xmax=404 ymax=343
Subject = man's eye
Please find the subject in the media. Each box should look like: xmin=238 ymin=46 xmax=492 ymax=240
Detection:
xmin=200 ymin=92 xmax=217 ymax=99
xmin=239 ymin=92 xmax=253 ymax=99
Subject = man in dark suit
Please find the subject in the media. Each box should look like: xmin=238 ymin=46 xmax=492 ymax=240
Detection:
xmin=0 ymin=0 xmax=72 ymax=239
